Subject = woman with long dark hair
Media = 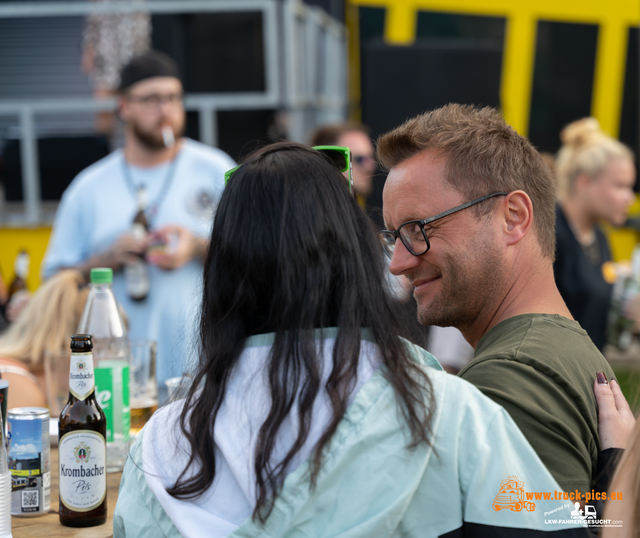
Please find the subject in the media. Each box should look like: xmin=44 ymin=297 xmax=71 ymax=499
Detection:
xmin=115 ymin=142 xmax=585 ymax=537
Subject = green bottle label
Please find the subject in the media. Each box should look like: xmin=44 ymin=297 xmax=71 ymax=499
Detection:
xmin=94 ymin=362 xmax=130 ymax=444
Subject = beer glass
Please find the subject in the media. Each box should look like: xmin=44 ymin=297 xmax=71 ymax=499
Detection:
xmin=44 ymin=348 xmax=70 ymax=416
xmin=165 ymin=375 xmax=190 ymax=402
xmin=129 ymin=340 xmax=158 ymax=439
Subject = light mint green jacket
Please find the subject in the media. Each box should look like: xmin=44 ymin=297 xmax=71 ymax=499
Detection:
xmin=114 ymin=336 xmax=583 ymax=537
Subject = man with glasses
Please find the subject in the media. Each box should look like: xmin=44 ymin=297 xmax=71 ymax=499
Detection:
xmin=43 ymin=50 xmax=235 ymax=402
xmin=377 ymin=104 xmax=616 ymax=498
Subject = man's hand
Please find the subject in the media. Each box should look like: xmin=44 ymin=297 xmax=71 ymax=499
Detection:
xmin=99 ymin=234 xmax=147 ymax=271
xmin=594 ymin=373 xmax=636 ymax=449
xmin=75 ymin=233 xmax=146 ymax=279
xmin=81 ymin=45 xmax=95 ymax=76
xmin=147 ymin=225 xmax=208 ymax=270
xmin=107 ymin=234 xmax=148 ymax=269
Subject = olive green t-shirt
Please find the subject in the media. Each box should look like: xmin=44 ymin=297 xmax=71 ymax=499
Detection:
xmin=458 ymin=313 xmax=614 ymax=493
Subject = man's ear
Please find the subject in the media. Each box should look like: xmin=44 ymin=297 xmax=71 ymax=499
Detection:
xmin=500 ymin=190 xmax=533 ymax=246
xmin=117 ymin=95 xmax=129 ymax=122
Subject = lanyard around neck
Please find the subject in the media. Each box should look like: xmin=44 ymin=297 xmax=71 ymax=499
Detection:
xmin=121 ymin=152 xmax=180 ymax=227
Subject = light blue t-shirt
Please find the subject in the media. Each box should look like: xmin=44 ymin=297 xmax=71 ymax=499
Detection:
xmin=43 ymin=139 xmax=236 ymax=400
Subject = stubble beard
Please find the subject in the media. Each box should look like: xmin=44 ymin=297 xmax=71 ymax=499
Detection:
xmin=131 ymin=119 xmax=185 ymax=150
xmin=416 ymin=226 xmax=505 ymax=332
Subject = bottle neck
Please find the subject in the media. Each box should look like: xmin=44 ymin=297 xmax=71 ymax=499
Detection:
xmin=137 ymin=187 xmax=148 ymax=211
xmin=68 ymin=350 xmax=96 ymax=401
xmin=90 ymin=282 xmax=113 ymax=291
xmin=14 ymin=253 xmax=29 ymax=279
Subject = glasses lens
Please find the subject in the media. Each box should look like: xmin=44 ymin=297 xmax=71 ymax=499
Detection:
xmin=399 ymin=222 xmax=428 ymax=255
xmin=379 ymin=232 xmax=396 ymax=259
xmin=313 ymin=146 xmax=352 ymax=194
xmin=316 ymin=148 xmax=348 ymax=172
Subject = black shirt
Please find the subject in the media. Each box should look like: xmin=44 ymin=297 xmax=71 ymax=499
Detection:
xmin=554 ymin=205 xmax=613 ymax=350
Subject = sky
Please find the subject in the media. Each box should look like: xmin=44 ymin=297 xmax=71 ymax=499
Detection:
xmin=8 ymin=419 xmax=41 ymax=461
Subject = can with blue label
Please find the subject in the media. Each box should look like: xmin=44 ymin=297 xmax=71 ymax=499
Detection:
xmin=7 ymin=407 xmax=51 ymax=516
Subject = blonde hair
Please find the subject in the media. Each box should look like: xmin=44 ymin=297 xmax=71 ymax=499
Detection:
xmin=0 ymin=270 xmax=88 ymax=368
xmin=555 ymin=117 xmax=633 ymax=201
xmin=377 ymin=104 xmax=557 ymax=259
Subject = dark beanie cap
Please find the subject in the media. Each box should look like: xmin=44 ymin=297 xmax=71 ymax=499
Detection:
xmin=118 ymin=50 xmax=181 ymax=92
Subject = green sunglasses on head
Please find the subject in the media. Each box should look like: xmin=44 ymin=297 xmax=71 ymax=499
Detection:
xmin=224 ymin=145 xmax=353 ymax=193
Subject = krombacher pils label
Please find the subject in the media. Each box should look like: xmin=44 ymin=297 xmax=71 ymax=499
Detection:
xmin=59 ymin=430 xmax=106 ymax=512
xmin=69 ymin=352 xmax=95 ymax=401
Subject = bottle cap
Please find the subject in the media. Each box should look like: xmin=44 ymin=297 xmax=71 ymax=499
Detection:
xmin=90 ymin=267 xmax=113 ymax=284
xmin=71 ymin=334 xmax=93 ymax=343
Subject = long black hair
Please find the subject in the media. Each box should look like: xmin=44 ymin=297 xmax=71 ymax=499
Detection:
xmin=167 ymin=142 xmax=435 ymax=521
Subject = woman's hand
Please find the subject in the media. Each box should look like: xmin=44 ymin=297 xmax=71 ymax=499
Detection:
xmin=594 ymin=372 xmax=636 ymax=449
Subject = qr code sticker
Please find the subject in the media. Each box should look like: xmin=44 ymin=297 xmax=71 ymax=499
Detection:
xmin=21 ymin=489 xmax=39 ymax=512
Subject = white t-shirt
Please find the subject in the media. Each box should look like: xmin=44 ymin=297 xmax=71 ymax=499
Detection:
xmin=43 ymin=139 xmax=236 ymax=399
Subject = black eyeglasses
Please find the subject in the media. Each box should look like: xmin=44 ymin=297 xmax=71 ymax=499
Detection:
xmin=378 ymin=192 xmax=508 ymax=259
xmin=126 ymin=92 xmax=184 ymax=107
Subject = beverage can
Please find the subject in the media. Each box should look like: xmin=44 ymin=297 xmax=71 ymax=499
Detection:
xmin=8 ymin=407 xmax=51 ymax=516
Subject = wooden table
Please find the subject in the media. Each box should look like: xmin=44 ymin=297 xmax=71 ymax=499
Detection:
xmin=12 ymin=448 xmax=122 ymax=537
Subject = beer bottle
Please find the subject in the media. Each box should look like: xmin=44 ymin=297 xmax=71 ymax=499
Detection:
xmin=59 ymin=334 xmax=107 ymax=527
xmin=124 ymin=187 xmax=151 ymax=301
xmin=8 ymin=249 xmax=29 ymax=300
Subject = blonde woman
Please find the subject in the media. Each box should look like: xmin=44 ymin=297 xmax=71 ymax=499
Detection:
xmin=0 ymin=270 xmax=88 ymax=409
xmin=554 ymin=118 xmax=636 ymax=350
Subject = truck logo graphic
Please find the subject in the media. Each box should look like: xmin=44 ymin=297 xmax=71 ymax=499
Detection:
xmin=493 ymin=476 xmax=535 ymax=512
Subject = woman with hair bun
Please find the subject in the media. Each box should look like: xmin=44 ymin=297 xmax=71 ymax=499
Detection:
xmin=554 ymin=118 xmax=637 ymax=350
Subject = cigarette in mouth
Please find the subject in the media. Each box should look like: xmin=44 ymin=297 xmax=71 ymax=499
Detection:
xmin=162 ymin=125 xmax=175 ymax=148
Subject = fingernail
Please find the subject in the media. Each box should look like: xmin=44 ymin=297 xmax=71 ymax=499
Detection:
xmin=596 ymin=371 xmax=608 ymax=385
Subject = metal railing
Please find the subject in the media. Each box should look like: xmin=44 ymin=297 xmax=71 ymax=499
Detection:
xmin=0 ymin=0 xmax=347 ymax=225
